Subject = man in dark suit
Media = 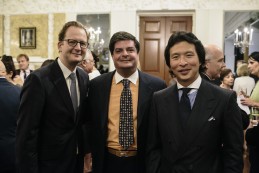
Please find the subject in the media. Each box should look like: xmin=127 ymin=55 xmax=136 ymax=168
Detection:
xmin=146 ymin=31 xmax=244 ymax=173
xmin=88 ymin=31 xmax=166 ymax=173
xmin=16 ymin=21 xmax=90 ymax=173
xmin=200 ymin=44 xmax=226 ymax=86
xmin=0 ymin=60 xmax=21 ymax=173
xmin=15 ymin=54 xmax=33 ymax=81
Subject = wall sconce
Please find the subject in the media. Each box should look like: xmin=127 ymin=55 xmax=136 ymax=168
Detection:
xmin=234 ymin=27 xmax=253 ymax=53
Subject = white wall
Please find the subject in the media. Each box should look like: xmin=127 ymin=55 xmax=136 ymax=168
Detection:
xmin=1 ymin=0 xmax=259 ymax=70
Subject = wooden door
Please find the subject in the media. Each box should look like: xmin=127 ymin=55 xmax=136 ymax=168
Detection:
xmin=139 ymin=16 xmax=192 ymax=85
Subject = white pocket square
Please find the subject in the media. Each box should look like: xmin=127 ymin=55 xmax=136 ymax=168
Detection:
xmin=208 ymin=116 xmax=216 ymax=121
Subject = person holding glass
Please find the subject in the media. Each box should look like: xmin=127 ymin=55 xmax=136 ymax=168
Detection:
xmin=241 ymin=52 xmax=259 ymax=173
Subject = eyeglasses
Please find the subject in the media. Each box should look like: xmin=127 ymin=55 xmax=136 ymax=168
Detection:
xmin=63 ymin=39 xmax=89 ymax=49
xmin=84 ymin=59 xmax=95 ymax=63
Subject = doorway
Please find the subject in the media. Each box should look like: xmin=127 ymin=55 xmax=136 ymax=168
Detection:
xmin=139 ymin=16 xmax=192 ymax=85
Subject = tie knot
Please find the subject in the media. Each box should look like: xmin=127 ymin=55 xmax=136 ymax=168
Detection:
xmin=69 ymin=73 xmax=76 ymax=81
xmin=181 ymin=88 xmax=192 ymax=95
xmin=122 ymin=79 xmax=130 ymax=88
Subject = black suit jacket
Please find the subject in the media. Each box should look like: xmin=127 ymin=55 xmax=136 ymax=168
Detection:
xmin=0 ymin=78 xmax=21 ymax=172
xmin=88 ymin=70 xmax=166 ymax=173
xmin=16 ymin=60 xmax=89 ymax=173
xmin=15 ymin=69 xmax=33 ymax=75
xmin=146 ymin=79 xmax=244 ymax=173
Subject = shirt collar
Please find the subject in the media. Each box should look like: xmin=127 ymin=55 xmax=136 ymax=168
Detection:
xmin=114 ymin=70 xmax=139 ymax=85
xmin=58 ymin=58 xmax=77 ymax=79
xmin=176 ymin=75 xmax=202 ymax=90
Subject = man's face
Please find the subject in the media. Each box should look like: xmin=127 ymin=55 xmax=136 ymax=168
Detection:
xmin=18 ymin=56 xmax=29 ymax=70
xmin=112 ymin=40 xmax=138 ymax=76
xmin=169 ymin=41 xmax=200 ymax=87
xmin=248 ymin=59 xmax=259 ymax=77
xmin=78 ymin=51 xmax=95 ymax=73
xmin=205 ymin=51 xmax=225 ymax=80
xmin=58 ymin=26 xmax=88 ymax=70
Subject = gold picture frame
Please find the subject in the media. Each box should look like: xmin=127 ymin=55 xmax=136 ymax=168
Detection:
xmin=19 ymin=27 xmax=36 ymax=49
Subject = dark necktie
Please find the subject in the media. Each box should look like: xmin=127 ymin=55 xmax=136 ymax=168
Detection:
xmin=23 ymin=70 xmax=27 ymax=79
xmin=69 ymin=73 xmax=78 ymax=115
xmin=179 ymin=88 xmax=192 ymax=127
xmin=119 ymin=79 xmax=134 ymax=150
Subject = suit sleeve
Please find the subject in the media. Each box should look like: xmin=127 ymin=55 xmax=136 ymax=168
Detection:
xmin=16 ymin=73 xmax=45 ymax=173
xmin=223 ymin=91 xmax=244 ymax=173
xmin=146 ymin=93 xmax=161 ymax=173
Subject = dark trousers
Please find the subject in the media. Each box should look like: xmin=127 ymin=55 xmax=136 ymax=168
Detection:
xmin=39 ymin=154 xmax=83 ymax=173
xmin=103 ymin=151 xmax=137 ymax=173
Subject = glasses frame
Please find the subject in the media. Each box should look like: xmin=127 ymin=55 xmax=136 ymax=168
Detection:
xmin=63 ymin=39 xmax=89 ymax=49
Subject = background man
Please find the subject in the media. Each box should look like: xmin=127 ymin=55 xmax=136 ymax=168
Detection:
xmin=78 ymin=49 xmax=100 ymax=80
xmin=0 ymin=60 xmax=21 ymax=173
xmin=16 ymin=53 xmax=33 ymax=81
xmin=201 ymin=44 xmax=226 ymax=85
xmin=88 ymin=31 xmax=166 ymax=173
xmin=146 ymin=31 xmax=244 ymax=173
xmin=16 ymin=21 xmax=90 ymax=173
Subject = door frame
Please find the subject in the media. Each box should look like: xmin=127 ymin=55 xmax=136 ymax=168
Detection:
xmin=136 ymin=10 xmax=195 ymax=83
xmin=136 ymin=10 xmax=195 ymax=42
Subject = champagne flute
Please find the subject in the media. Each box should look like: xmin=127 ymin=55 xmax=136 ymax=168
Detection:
xmin=251 ymin=107 xmax=259 ymax=126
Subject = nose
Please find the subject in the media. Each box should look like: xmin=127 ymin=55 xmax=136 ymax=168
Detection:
xmin=74 ymin=42 xmax=81 ymax=50
xmin=121 ymin=49 xmax=129 ymax=56
xmin=179 ymin=56 xmax=188 ymax=65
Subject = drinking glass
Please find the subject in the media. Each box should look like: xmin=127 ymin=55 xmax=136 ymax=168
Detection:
xmin=251 ymin=107 xmax=259 ymax=126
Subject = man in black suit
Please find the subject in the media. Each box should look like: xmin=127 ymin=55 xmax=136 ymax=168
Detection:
xmin=146 ymin=31 xmax=244 ymax=173
xmin=15 ymin=54 xmax=33 ymax=81
xmin=88 ymin=31 xmax=166 ymax=173
xmin=0 ymin=60 xmax=21 ymax=173
xmin=16 ymin=21 xmax=90 ymax=173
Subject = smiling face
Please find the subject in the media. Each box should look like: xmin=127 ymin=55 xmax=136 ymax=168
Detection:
xmin=169 ymin=41 xmax=200 ymax=87
xmin=17 ymin=56 xmax=29 ymax=70
xmin=112 ymin=40 xmax=138 ymax=77
xmin=58 ymin=26 xmax=88 ymax=71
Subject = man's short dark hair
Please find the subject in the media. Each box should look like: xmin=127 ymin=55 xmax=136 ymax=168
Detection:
xmin=164 ymin=31 xmax=205 ymax=73
xmin=109 ymin=31 xmax=140 ymax=55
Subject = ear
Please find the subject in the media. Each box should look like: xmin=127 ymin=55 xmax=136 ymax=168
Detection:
xmin=58 ymin=41 xmax=63 ymax=52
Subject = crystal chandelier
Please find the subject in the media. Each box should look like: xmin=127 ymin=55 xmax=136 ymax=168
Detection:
xmin=234 ymin=27 xmax=253 ymax=53
xmin=87 ymin=27 xmax=105 ymax=55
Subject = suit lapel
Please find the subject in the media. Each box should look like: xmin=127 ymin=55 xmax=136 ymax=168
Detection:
xmin=137 ymin=72 xmax=153 ymax=129
xmin=50 ymin=60 xmax=74 ymax=116
xmin=75 ymin=69 xmax=88 ymax=123
xmin=101 ymin=72 xmax=114 ymax=132
xmin=163 ymin=85 xmax=185 ymax=151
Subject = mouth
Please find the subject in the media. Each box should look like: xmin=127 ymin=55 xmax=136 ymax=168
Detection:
xmin=178 ymin=69 xmax=190 ymax=75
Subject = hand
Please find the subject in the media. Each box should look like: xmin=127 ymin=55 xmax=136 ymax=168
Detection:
xmin=84 ymin=153 xmax=92 ymax=173
xmin=240 ymin=97 xmax=254 ymax=107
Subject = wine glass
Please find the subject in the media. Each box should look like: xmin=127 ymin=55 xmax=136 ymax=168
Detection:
xmin=238 ymin=87 xmax=247 ymax=97
xmin=251 ymin=107 xmax=259 ymax=126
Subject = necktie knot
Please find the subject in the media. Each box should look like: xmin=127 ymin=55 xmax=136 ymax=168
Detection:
xmin=122 ymin=79 xmax=130 ymax=88
xmin=69 ymin=72 xmax=76 ymax=81
xmin=181 ymin=88 xmax=192 ymax=95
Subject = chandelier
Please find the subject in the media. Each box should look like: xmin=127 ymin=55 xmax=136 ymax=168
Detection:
xmin=87 ymin=27 xmax=105 ymax=55
xmin=234 ymin=27 xmax=253 ymax=53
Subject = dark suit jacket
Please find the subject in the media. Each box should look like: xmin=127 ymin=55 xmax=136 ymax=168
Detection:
xmin=16 ymin=60 xmax=89 ymax=173
xmin=246 ymin=126 xmax=259 ymax=173
xmin=146 ymin=79 xmax=244 ymax=173
xmin=0 ymin=78 xmax=21 ymax=172
xmin=15 ymin=69 xmax=33 ymax=75
xmin=200 ymin=72 xmax=250 ymax=129
xmin=88 ymin=70 xmax=166 ymax=173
